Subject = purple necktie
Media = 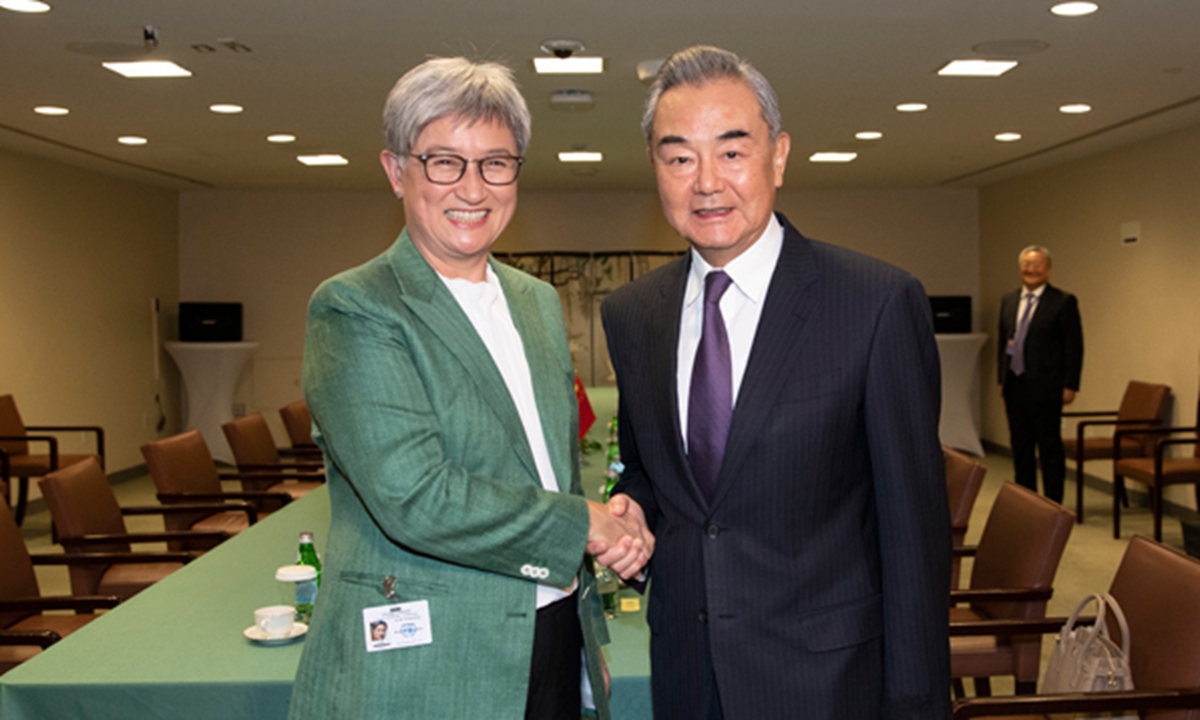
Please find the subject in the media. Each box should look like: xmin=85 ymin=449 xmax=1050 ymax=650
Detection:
xmin=1008 ymin=292 xmax=1036 ymax=376
xmin=688 ymin=271 xmax=734 ymax=502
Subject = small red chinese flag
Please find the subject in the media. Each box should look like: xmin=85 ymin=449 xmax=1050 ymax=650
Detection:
xmin=574 ymin=374 xmax=596 ymax=439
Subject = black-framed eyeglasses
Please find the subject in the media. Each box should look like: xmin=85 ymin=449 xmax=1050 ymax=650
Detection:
xmin=410 ymin=153 xmax=524 ymax=186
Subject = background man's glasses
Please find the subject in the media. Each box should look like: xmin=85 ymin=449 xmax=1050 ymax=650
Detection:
xmin=410 ymin=153 xmax=524 ymax=185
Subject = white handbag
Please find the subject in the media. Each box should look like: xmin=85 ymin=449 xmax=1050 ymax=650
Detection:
xmin=1041 ymin=592 xmax=1135 ymax=720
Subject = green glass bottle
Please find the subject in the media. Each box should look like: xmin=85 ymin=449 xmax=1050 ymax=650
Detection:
xmin=298 ymin=531 xmax=322 ymax=587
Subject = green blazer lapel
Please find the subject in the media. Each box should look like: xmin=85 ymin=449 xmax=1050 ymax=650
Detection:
xmin=495 ymin=260 xmax=574 ymax=494
xmin=383 ymin=233 xmax=539 ymax=483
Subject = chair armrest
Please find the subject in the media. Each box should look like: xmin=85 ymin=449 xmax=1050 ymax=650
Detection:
xmin=0 ymin=595 xmax=121 ymax=613
xmin=121 ymin=502 xmax=258 ymax=524
xmin=158 ymin=490 xmax=292 ymax=506
xmin=30 ymin=551 xmax=197 ymax=565
xmin=1061 ymin=410 xmax=1118 ymax=418
xmin=953 ymin=688 xmax=1200 ymax=719
xmin=62 ymin=530 xmax=229 ymax=546
xmin=948 ymin=615 xmax=1089 ymax=637
xmin=0 ymin=434 xmax=59 ymax=468
xmin=24 ymin=425 xmax=105 ymax=461
xmin=1114 ymin=426 xmax=1199 ymax=461
xmin=0 ymin=629 xmax=61 ymax=648
xmin=950 ymin=588 xmax=1053 ymax=604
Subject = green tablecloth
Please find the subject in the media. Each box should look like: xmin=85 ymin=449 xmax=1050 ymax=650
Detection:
xmin=0 ymin=387 xmax=652 ymax=720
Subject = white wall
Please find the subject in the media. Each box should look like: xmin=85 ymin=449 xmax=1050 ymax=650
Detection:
xmin=0 ymin=147 xmax=180 ymax=478
xmin=980 ymin=122 xmax=1200 ymax=510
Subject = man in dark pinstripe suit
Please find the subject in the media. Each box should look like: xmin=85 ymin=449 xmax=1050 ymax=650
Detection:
xmin=599 ymin=46 xmax=951 ymax=719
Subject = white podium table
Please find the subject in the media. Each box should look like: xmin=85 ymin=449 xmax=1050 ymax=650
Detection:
xmin=935 ymin=333 xmax=987 ymax=457
xmin=164 ymin=341 xmax=258 ymax=464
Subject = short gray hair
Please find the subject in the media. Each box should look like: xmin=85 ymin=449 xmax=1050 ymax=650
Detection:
xmin=1018 ymin=245 xmax=1053 ymax=265
xmin=641 ymin=45 xmax=783 ymax=146
xmin=382 ymin=57 xmax=531 ymax=159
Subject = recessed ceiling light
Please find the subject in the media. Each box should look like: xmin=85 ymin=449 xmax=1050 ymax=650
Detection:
xmin=267 ymin=134 xmax=296 ymax=143
xmin=533 ymin=57 xmax=604 ymax=74
xmin=103 ymin=60 xmax=192 ymax=78
xmin=297 ymin=154 xmax=349 ymax=166
xmin=558 ymin=151 xmax=603 ymax=162
xmin=937 ymin=59 xmax=1019 ymax=77
xmin=34 ymin=105 xmax=69 ymax=116
xmin=809 ymin=152 xmax=858 ymax=163
xmin=1051 ymin=1 xmax=1098 ymax=17
xmin=118 ymin=136 xmax=148 ymax=145
xmin=995 ymin=132 xmax=1022 ymax=142
xmin=1059 ymin=103 xmax=1092 ymax=114
xmin=209 ymin=103 xmax=243 ymax=114
xmin=855 ymin=131 xmax=883 ymax=141
xmin=896 ymin=102 xmax=928 ymax=113
xmin=0 ymin=0 xmax=51 ymax=13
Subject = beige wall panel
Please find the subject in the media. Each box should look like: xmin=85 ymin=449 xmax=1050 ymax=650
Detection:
xmin=0 ymin=147 xmax=179 ymax=477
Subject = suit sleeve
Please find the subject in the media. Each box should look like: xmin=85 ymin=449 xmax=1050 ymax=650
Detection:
xmin=303 ymin=278 xmax=589 ymax=588
xmin=997 ymin=293 xmax=1013 ymax=386
xmin=1062 ymin=293 xmax=1083 ymax=392
xmin=864 ymin=278 xmax=952 ymax=720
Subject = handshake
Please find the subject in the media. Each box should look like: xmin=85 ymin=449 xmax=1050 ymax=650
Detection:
xmin=585 ymin=494 xmax=654 ymax=580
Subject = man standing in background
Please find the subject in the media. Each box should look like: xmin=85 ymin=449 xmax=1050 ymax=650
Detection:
xmin=998 ymin=245 xmax=1083 ymax=503
xmin=600 ymin=45 xmax=950 ymax=720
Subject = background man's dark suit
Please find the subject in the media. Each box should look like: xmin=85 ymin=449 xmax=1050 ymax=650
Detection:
xmin=997 ymin=283 xmax=1083 ymax=502
xmin=601 ymin=213 xmax=951 ymax=720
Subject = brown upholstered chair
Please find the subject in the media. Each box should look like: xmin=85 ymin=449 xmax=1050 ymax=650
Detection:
xmin=141 ymin=430 xmax=294 ymax=520
xmin=221 ymin=412 xmax=323 ymax=500
xmin=1062 ymin=380 xmax=1170 ymax=523
xmin=279 ymin=399 xmax=318 ymax=450
xmin=0 ymin=501 xmax=121 ymax=674
xmin=945 ymin=446 xmax=987 ymax=589
xmin=950 ymin=482 xmax=1075 ymax=698
xmin=1112 ymin=385 xmax=1200 ymax=541
xmin=37 ymin=458 xmax=218 ymax=599
xmin=951 ymin=535 xmax=1200 ymax=719
xmin=0 ymin=394 xmax=104 ymax=526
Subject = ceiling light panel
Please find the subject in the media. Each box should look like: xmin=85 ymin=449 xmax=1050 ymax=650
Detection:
xmin=896 ymin=102 xmax=928 ymax=112
xmin=994 ymin=132 xmax=1022 ymax=142
xmin=855 ymin=131 xmax=882 ymax=140
xmin=558 ymin=151 xmax=603 ymax=162
xmin=0 ymin=0 xmax=51 ymax=13
xmin=1059 ymin=103 xmax=1092 ymax=114
xmin=809 ymin=152 xmax=857 ymax=163
xmin=209 ymin=103 xmax=243 ymax=114
xmin=267 ymin=134 xmax=296 ymax=143
xmin=118 ymin=136 xmax=148 ymax=145
xmin=103 ymin=60 xmax=192 ymax=78
xmin=533 ymin=57 xmax=604 ymax=74
xmin=1051 ymin=2 xmax=1099 ymax=17
xmin=937 ymin=59 xmax=1018 ymax=77
xmin=297 ymin=154 xmax=349 ymax=166
xmin=34 ymin=106 xmax=69 ymax=115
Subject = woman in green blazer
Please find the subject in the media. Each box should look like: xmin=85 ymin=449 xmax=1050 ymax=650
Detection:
xmin=288 ymin=58 xmax=649 ymax=720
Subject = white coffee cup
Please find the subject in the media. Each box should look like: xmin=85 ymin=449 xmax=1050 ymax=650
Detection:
xmin=255 ymin=605 xmax=295 ymax=638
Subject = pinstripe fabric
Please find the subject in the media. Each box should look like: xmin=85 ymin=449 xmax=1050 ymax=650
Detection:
xmin=601 ymin=214 xmax=951 ymax=720
xmin=289 ymin=231 xmax=610 ymax=720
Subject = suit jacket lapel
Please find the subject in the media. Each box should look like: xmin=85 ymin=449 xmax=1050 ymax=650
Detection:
xmin=385 ymin=233 xmax=540 ymax=485
xmin=709 ymin=216 xmax=819 ymax=510
xmin=498 ymin=262 xmax=572 ymax=493
xmin=648 ymin=257 xmax=708 ymax=506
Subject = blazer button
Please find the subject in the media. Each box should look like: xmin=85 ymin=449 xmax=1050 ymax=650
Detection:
xmin=698 ymin=609 xmax=708 ymax=623
xmin=706 ymin=523 xmax=720 ymax=539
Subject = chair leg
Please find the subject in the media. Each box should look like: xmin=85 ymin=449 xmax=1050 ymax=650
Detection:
xmin=1075 ymin=452 xmax=1085 ymax=523
xmin=1015 ymin=680 xmax=1037 ymax=695
xmin=1113 ymin=475 xmax=1123 ymax=539
xmin=973 ymin=677 xmax=991 ymax=697
xmin=1154 ymin=484 xmax=1163 ymax=542
xmin=14 ymin=477 xmax=28 ymax=527
xmin=952 ymin=678 xmax=966 ymax=700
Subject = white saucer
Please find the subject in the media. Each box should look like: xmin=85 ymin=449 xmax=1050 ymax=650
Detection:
xmin=244 ymin=622 xmax=308 ymax=645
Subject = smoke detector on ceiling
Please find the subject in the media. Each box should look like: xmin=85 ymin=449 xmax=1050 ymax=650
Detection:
xmin=549 ymin=90 xmax=594 ymax=111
